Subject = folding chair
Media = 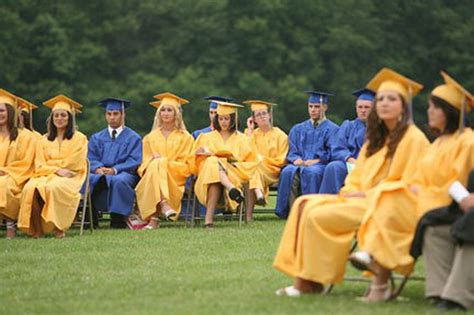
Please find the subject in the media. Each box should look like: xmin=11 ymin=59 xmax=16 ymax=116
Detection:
xmin=185 ymin=177 xmax=247 ymax=227
xmin=324 ymin=238 xmax=416 ymax=300
xmin=75 ymin=159 xmax=94 ymax=236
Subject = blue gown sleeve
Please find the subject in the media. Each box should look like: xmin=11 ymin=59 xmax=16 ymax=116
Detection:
xmin=286 ymin=125 xmax=302 ymax=163
xmin=331 ymin=120 xmax=352 ymax=162
xmin=88 ymin=134 xmax=104 ymax=172
xmin=318 ymin=123 xmax=340 ymax=164
xmin=113 ymin=134 xmax=143 ymax=174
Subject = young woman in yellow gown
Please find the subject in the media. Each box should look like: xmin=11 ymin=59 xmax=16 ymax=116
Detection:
xmin=192 ymin=101 xmax=257 ymax=228
xmin=243 ymin=100 xmax=288 ymax=221
xmin=0 ymin=89 xmax=35 ymax=239
xmin=273 ymin=68 xmax=430 ymax=301
xmin=18 ymin=95 xmax=88 ymax=238
xmin=399 ymin=72 xmax=473 ymax=310
xmin=135 ymin=93 xmax=194 ymax=229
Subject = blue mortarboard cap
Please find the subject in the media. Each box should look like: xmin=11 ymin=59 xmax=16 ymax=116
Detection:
xmin=205 ymin=95 xmax=234 ymax=110
xmin=98 ymin=98 xmax=132 ymax=111
xmin=352 ymin=88 xmax=375 ymax=102
xmin=305 ymin=91 xmax=334 ymax=105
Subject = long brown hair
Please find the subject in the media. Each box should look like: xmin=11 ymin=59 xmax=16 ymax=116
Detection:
xmin=365 ymin=93 xmax=410 ymax=158
xmin=1 ymin=103 xmax=19 ymax=141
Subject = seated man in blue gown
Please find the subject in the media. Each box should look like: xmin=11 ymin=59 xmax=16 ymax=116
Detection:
xmin=319 ymin=88 xmax=374 ymax=194
xmin=88 ymin=98 xmax=142 ymax=228
xmin=275 ymin=91 xmax=339 ymax=219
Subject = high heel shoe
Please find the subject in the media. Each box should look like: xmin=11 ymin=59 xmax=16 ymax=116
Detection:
xmin=229 ymin=188 xmax=244 ymax=203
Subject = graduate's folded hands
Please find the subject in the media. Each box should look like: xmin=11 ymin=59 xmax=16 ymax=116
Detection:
xmin=304 ymin=159 xmax=320 ymax=166
xmin=293 ymin=159 xmax=304 ymax=166
xmin=56 ymin=169 xmax=76 ymax=178
xmin=341 ymin=191 xmax=366 ymax=198
xmin=195 ymin=147 xmax=212 ymax=156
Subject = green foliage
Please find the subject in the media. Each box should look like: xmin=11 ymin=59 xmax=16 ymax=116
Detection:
xmin=1 ymin=0 xmax=473 ymax=136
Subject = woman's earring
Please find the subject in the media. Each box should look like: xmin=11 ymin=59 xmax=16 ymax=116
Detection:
xmin=398 ymin=115 xmax=403 ymax=122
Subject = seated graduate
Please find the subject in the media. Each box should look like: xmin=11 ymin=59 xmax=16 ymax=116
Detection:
xmin=17 ymin=97 xmax=43 ymax=140
xmin=405 ymin=72 xmax=474 ymax=311
xmin=242 ymin=100 xmax=288 ymax=221
xmin=274 ymin=91 xmax=339 ymax=219
xmin=88 ymin=98 xmax=142 ymax=229
xmin=18 ymin=95 xmax=88 ymax=238
xmin=191 ymin=101 xmax=257 ymax=228
xmin=135 ymin=92 xmax=193 ymax=229
xmin=348 ymin=71 xmax=474 ymax=303
xmin=273 ymin=68 xmax=429 ymax=301
xmin=319 ymin=88 xmax=374 ymax=194
xmin=192 ymin=96 xmax=233 ymax=139
xmin=183 ymin=96 xmax=233 ymax=218
xmin=0 ymin=89 xmax=35 ymax=239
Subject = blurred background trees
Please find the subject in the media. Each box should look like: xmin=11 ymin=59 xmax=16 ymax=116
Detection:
xmin=1 ymin=0 xmax=473 ymax=135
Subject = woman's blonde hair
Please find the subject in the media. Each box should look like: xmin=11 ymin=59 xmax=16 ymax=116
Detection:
xmin=152 ymin=103 xmax=187 ymax=131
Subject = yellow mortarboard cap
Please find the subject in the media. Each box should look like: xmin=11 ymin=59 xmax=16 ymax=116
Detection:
xmin=153 ymin=92 xmax=189 ymax=109
xmin=367 ymin=68 xmax=423 ymax=102
xmin=216 ymin=101 xmax=244 ymax=115
xmin=0 ymin=89 xmax=18 ymax=107
xmin=149 ymin=100 xmax=162 ymax=109
xmin=432 ymin=71 xmax=473 ymax=113
xmin=242 ymin=100 xmax=277 ymax=111
xmin=43 ymin=94 xmax=83 ymax=114
xmin=18 ymin=97 xmax=39 ymax=113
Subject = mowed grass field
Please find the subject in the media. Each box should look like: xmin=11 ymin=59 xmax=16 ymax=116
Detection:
xmin=0 ymin=211 xmax=460 ymax=315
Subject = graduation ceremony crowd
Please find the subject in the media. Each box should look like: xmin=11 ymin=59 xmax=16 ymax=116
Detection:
xmin=1 ymin=67 xmax=474 ymax=311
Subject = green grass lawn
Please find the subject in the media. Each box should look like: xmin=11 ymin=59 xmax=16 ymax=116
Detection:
xmin=0 ymin=214 xmax=465 ymax=315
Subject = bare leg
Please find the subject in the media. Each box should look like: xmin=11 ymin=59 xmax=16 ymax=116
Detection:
xmin=246 ymin=188 xmax=257 ymax=222
xmin=5 ymin=219 xmax=16 ymax=239
xmin=205 ymin=183 xmax=222 ymax=225
xmin=54 ymin=228 xmax=65 ymax=239
xmin=218 ymin=169 xmax=234 ymax=190
xmin=366 ymin=262 xmax=391 ymax=301
xmin=294 ymin=277 xmax=324 ymax=293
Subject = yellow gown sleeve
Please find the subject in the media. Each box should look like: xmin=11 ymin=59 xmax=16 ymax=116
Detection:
xmin=63 ymin=133 xmax=88 ymax=173
xmin=1 ymin=130 xmax=35 ymax=186
xmin=169 ymin=132 xmax=193 ymax=179
xmin=138 ymin=135 xmax=153 ymax=177
xmin=34 ymin=138 xmax=60 ymax=176
xmin=263 ymin=129 xmax=289 ymax=170
xmin=189 ymin=132 xmax=208 ymax=175
xmin=340 ymin=144 xmax=367 ymax=193
xmin=34 ymin=133 xmax=88 ymax=177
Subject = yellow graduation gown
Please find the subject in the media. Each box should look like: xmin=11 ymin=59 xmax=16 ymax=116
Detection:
xmin=0 ymin=130 xmax=35 ymax=220
xmin=192 ymin=130 xmax=258 ymax=210
xmin=273 ymin=125 xmax=429 ymax=283
xmin=136 ymin=128 xmax=193 ymax=221
xmin=413 ymin=130 xmax=474 ymax=217
xmin=248 ymin=127 xmax=288 ymax=202
xmin=18 ymin=132 xmax=88 ymax=234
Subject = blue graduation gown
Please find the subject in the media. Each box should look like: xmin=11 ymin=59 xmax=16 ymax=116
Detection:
xmin=88 ymin=127 xmax=142 ymax=216
xmin=319 ymin=118 xmax=366 ymax=194
xmin=192 ymin=126 xmax=212 ymax=140
xmin=275 ymin=119 xmax=339 ymax=218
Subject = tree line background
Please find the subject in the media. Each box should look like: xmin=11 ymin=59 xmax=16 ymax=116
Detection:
xmin=1 ymin=0 xmax=474 ymax=136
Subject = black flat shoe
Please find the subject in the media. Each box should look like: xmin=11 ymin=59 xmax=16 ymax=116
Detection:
xmin=426 ymin=296 xmax=442 ymax=305
xmin=437 ymin=299 xmax=466 ymax=312
xmin=229 ymin=188 xmax=244 ymax=203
